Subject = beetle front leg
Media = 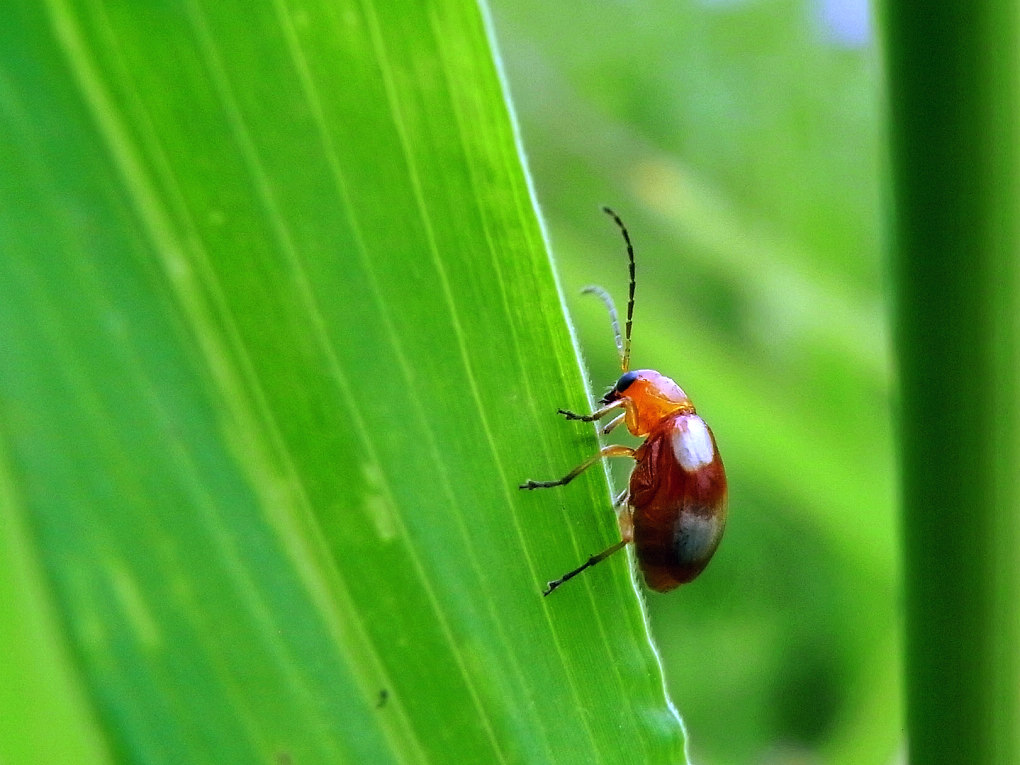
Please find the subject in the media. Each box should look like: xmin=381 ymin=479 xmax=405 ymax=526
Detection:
xmin=556 ymin=398 xmax=625 ymax=423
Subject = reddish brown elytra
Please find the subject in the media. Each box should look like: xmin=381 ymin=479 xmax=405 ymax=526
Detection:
xmin=520 ymin=207 xmax=728 ymax=595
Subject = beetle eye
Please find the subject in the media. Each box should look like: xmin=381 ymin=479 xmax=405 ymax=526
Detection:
xmin=600 ymin=371 xmax=640 ymax=404
xmin=614 ymin=370 xmax=639 ymax=393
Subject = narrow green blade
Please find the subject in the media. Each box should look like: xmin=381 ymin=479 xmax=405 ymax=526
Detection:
xmin=884 ymin=2 xmax=1020 ymax=762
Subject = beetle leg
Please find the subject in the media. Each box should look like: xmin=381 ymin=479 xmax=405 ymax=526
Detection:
xmin=616 ymin=505 xmax=633 ymax=539
xmin=543 ymin=533 xmax=632 ymax=596
xmin=600 ymin=411 xmax=627 ymax=435
xmin=557 ymin=398 xmax=624 ymax=423
xmin=518 ymin=444 xmax=635 ymax=490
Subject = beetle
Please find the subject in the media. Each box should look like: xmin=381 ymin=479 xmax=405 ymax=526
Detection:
xmin=520 ymin=207 xmax=728 ymax=595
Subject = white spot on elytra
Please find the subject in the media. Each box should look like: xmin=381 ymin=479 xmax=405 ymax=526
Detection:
xmin=674 ymin=513 xmax=721 ymax=564
xmin=671 ymin=415 xmax=714 ymax=471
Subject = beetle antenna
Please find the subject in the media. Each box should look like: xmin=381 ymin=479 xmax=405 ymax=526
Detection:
xmin=600 ymin=207 xmax=635 ymax=372
xmin=580 ymin=285 xmax=625 ymax=368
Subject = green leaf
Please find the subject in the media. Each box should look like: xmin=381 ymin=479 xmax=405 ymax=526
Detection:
xmin=0 ymin=0 xmax=683 ymax=762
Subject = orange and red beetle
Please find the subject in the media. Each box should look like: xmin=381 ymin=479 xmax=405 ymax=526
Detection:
xmin=520 ymin=208 xmax=728 ymax=595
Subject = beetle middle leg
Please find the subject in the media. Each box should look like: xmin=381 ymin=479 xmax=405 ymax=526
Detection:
xmin=518 ymin=444 xmax=635 ymax=490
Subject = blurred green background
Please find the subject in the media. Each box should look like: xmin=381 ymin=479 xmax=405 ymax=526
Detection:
xmin=488 ymin=1 xmax=900 ymax=763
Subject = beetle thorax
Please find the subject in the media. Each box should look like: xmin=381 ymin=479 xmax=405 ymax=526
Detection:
xmin=612 ymin=369 xmax=695 ymax=437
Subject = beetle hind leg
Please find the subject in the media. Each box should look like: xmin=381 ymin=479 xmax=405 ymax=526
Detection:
xmin=543 ymin=532 xmax=632 ymax=596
